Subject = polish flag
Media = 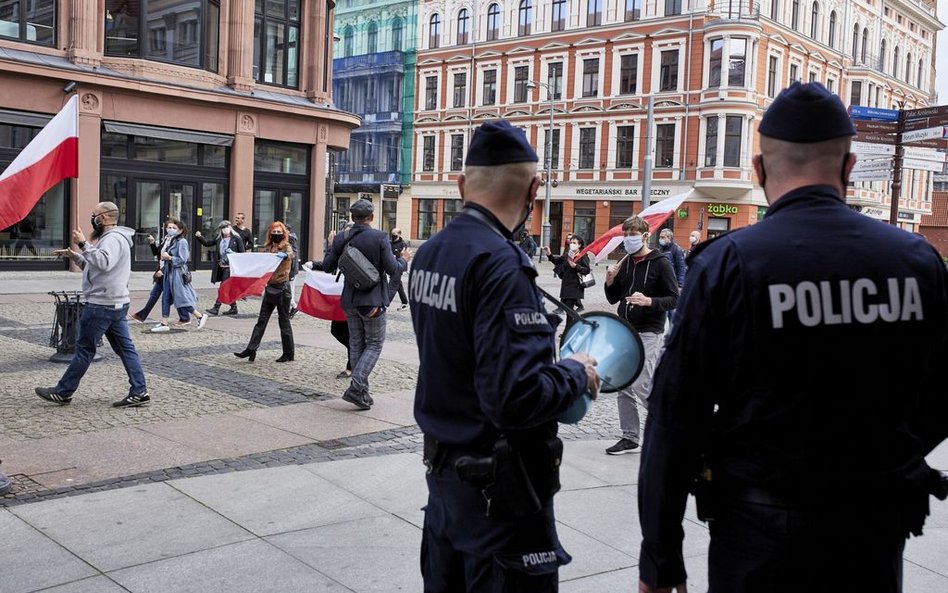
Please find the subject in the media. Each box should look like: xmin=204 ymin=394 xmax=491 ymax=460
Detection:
xmin=217 ymin=253 xmax=282 ymax=304
xmin=0 ymin=95 xmax=79 ymax=231
xmin=298 ymin=270 xmax=346 ymax=321
xmin=576 ymin=189 xmax=695 ymax=263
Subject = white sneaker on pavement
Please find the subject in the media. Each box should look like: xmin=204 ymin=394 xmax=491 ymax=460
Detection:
xmin=197 ymin=314 xmax=208 ymax=330
xmin=150 ymin=324 xmax=170 ymax=333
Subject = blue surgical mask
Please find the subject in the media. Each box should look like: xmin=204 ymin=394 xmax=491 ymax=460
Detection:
xmin=623 ymin=235 xmax=643 ymax=254
xmin=166 ymin=227 xmax=178 ymax=235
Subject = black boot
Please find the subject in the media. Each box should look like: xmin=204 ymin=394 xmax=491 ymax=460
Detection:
xmin=234 ymin=349 xmax=256 ymax=361
xmin=222 ymin=305 xmax=238 ymax=316
xmin=275 ymin=353 xmax=294 ymax=363
xmin=206 ymin=304 xmax=220 ymax=315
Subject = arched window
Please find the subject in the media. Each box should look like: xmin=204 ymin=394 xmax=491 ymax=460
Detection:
xmin=392 ymin=18 xmax=403 ymax=51
xmin=487 ymin=4 xmax=500 ymax=41
xmin=893 ymin=46 xmax=899 ymax=79
xmin=809 ymin=2 xmax=819 ymax=39
xmin=367 ymin=22 xmax=378 ymax=54
xmin=343 ymin=25 xmax=353 ymax=57
xmin=851 ymin=24 xmax=858 ymax=59
xmin=861 ymin=28 xmax=868 ymax=63
xmin=588 ymin=0 xmax=602 ymax=26
xmin=905 ymin=53 xmax=912 ymax=83
xmin=457 ymin=8 xmax=469 ymax=44
xmin=791 ymin=0 xmax=799 ymax=29
xmin=552 ymin=0 xmax=566 ymax=30
xmin=828 ymin=11 xmax=836 ymax=47
xmin=518 ymin=0 xmax=532 ymax=37
xmin=429 ymin=13 xmax=441 ymax=49
xmin=879 ymin=39 xmax=886 ymax=73
xmin=918 ymin=59 xmax=924 ymax=88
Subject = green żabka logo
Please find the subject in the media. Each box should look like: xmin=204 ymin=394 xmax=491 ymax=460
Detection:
xmin=707 ymin=204 xmax=738 ymax=216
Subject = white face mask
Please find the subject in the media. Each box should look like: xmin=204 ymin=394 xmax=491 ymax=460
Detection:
xmin=221 ymin=227 xmax=231 ymax=236
xmin=690 ymin=235 xmax=698 ymax=244
xmin=623 ymin=235 xmax=644 ymax=254
xmin=659 ymin=238 xmax=670 ymax=247
xmin=166 ymin=226 xmax=178 ymax=236
xmin=568 ymin=242 xmax=580 ymax=253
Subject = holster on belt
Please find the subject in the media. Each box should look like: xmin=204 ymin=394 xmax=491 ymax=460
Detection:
xmin=484 ymin=438 xmax=542 ymax=518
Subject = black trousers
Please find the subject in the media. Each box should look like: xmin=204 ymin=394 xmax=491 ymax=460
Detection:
xmin=330 ymin=319 xmax=351 ymax=371
xmin=708 ymin=500 xmax=905 ymax=593
xmin=246 ymin=282 xmax=294 ymax=355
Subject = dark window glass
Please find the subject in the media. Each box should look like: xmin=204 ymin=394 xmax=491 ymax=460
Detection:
xmin=665 ymin=0 xmax=681 ymax=16
xmin=453 ymin=72 xmax=467 ymax=108
xmin=552 ymin=0 xmax=565 ymax=31
xmin=828 ymin=11 xmax=836 ymax=47
xmin=616 ymin=126 xmax=634 ymax=168
xmin=518 ymin=0 xmax=531 ymax=36
xmin=770 ymin=0 xmax=779 ymax=19
xmin=582 ymin=58 xmax=599 ymax=98
xmin=810 ymin=2 xmax=819 ymax=39
xmin=852 ymin=24 xmax=858 ymax=59
xmin=514 ymin=66 xmax=529 ymax=103
xmin=450 ymin=134 xmax=463 ymax=171
xmin=851 ymin=80 xmax=862 ymax=106
xmin=705 ymin=117 xmax=718 ymax=167
xmin=0 ymin=0 xmax=55 ymax=45
xmin=100 ymin=132 xmax=129 ymax=158
xmin=343 ymin=25 xmax=353 ymax=56
xmin=709 ymin=39 xmax=724 ymax=88
xmin=625 ymin=0 xmax=641 ymax=21
xmin=367 ymin=21 xmax=377 ymax=53
xmin=425 ymin=76 xmax=438 ymax=110
xmin=905 ymin=53 xmax=912 ymax=84
xmin=789 ymin=63 xmax=798 ymax=82
xmin=767 ymin=56 xmax=778 ymax=97
xmin=483 ymin=69 xmax=497 ymax=105
xmin=417 ymin=199 xmax=437 ymax=239
xmin=587 ymin=0 xmax=601 ymax=26
xmin=457 ymin=8 xmax=468 ymax=44
xmin=579 ymin=128 xmax=595 ymax=169
xmin=729 ymin=38 xmax=746 ymax=86
xmin=106 ymin=0 xmax=219 ymax=71
xmin=660 ymin=50 xmax=678 ymax=91
xmin=133 ymin=136 xmax=198 ymax=165
xmin=254 ymin=141 xmax=308 ymax=174
xmin=619 ymin=54 xmax=638 ymax=94
xmin=487 ymin=4 xmax=500 ymax=41
xmin=423 ymin=136 xmax=435 ymax=171
xmin=724 ymin=116 xmax=742 ymax=167
xmin=429 ymin=13 xmax=440 ymax=48
xmin=443 ymin=199 xmax=462 ymax=226
xmin=656 ymin=123 xmax=675 ymax=168
xmin=791 ymin=0 xmax=799 ymax=29
xmin=893 ymin=47 xmax=899 ymax=79
xmin=861 ymin=28 xmax=868 ymax=63
xmin=880 ymin=40 xmax=886 ymax=73
xmin=548 ymin=62 xmax=563 ymax=99
xmin=392 ymin=18 xmax=402 ymax=51
xmin=252 ymin=1 xmax=299 ymax=87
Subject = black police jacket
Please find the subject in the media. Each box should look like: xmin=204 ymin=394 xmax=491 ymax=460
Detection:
xmin=637 ymin=185 xmax=948 ymax=588
xmin=410 ymin=203 xmax=589 ymax=449
xmin=322 ymin=223 xmax=406 ymax=310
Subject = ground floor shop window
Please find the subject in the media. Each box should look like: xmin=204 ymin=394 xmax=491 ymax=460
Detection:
xmin=707 ymin=216 xmax=730 ymax=239
xmin=442 ymin=199 xmax=462 ymax=227
xmin=417 ymin=199 xmax=438 ymax=239
xmin=0 ymin=182 xmax=68 ymax=265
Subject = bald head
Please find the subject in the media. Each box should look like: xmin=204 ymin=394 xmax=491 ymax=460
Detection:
xmin=458 ymin=162 xmax=540 ymax=232
xmin=95 ymin=202 xmax=119 ymax=224
xmin=755 ymin=135 xmax=856 ymax=204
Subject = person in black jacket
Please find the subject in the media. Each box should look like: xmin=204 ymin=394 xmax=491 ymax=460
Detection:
xmin=130 ymin=231 xmax=166 ymax=323
xmin=543 ymin=235 xmax=591 ymax=312
xmin=196 ymin=220 xmax=245 ymax=316
xmin=388 ymin=228 xmax=409 ymax=310
xmin=322 ymin=199 xmax=409 ymax=410
xmin=637 ymin=82 xmax=948 ymax=593
xmin=603 ymin=216 xmax=679 ymax=455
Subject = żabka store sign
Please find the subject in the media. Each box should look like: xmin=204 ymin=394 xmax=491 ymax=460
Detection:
xmin=707 ymin=204 xmax=739 ymax=216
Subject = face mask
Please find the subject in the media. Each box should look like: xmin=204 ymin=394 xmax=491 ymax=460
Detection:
xmin=221 ymin=228 xmax=231 ymax=236
xmin=90 ymin=214 xmax=102 ymax=231
xmin=623 ymin=235 xmax=643 ymax=254
xmin=166 ymin=227 xmax=178 ymax=236
xmin=569 ymin=243 xmax=580 ymax=253
xmin=270 ymin=233 xmax=283 ymax=243
xmin=659 ymin=238 xmax=669 ymax=247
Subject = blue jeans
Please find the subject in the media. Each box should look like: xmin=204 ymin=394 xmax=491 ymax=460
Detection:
xmin=344 ymin=308 xmax=386 ymax=395
xmin=55 ymin=303 xmax=147 ymax=397
xmin=135 ymin=281 xmax=163 ymax=320
xmin=160 ymin=278 xmax=191 ymax=323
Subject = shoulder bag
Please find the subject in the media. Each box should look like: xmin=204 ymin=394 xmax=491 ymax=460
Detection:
xmin=337 ymin=229 xmax=380 ymax=290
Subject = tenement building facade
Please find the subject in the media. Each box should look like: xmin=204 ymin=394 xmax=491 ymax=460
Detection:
xmin=409 ymin=0 xmax=942 ymax=248
xmin=0 ymin=1 xmax=357 ymax=271
xmin=332 ymin=0 xmax=417 ymax=234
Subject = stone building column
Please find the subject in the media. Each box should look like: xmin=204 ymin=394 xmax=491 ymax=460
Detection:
xmin=67 ymin=0 xmax=101 ymax=67
xmin=227 ymin=0 xmax=256 ymax=92
xmin=231 ymin=113 xmax=257 ymax=236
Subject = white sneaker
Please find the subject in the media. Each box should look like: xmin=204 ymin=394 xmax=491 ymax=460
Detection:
xmin=150 ymin=324 xmax=170 ymax=333
xmin=197 ymin=314 xmax=208 ymax=330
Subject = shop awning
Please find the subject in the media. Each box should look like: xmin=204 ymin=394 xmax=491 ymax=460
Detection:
xmin=103 ymin=121 xmax=234 ymax=147
xmin=0 ymin=108 xmax=52 ymax=127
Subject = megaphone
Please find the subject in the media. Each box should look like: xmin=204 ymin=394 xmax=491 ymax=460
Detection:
xmin=557 ymin=311 xmax=645 ymax=423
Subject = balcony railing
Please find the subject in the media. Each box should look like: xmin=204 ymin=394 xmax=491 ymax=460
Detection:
xmin=707 ymin=1 xmax=760 ymax=21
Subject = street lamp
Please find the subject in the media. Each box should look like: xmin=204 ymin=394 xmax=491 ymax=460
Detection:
xmin=526 ymin=80 xmax=556 ymax=258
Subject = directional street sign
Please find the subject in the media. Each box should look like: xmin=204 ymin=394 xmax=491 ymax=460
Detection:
xmin=903 ymin=115 xmax=948 ymax=131
xmin=854 ymin=132 xmax=896 ymax=145
xmin=853 ymin=120 xmax=899 ymax=133
xmin=903 ymin=137 xmax=948 ymax=148
xmin=852 ymin=158 xmax=893 ymax=172
xmin=852 ymin=141 xmax=895 ymax=155
xmin=850 ymin=169 xmax=894 ymax=182
xmin=902 ymin=158 xmax=946 ymax=172
xmin=849 ymin=106 xmax=900 ymax=121
xmin=901 ymin=127 xmax=947 ymax=143
xmin=903 ymin=147 xmax=948 ymax=162
xmin=904 ymin=105 xmax=948 ymax=119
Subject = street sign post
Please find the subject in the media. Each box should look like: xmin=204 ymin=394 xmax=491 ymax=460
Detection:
xmin=849 ymin=106 xmax=901 ymax=121
xmin=850 ymin=170 xmax=894 ymax=182
xmin=853 ymin=120 xmax=899 ymax=133
xmin=852 ymin=158 xmax=893 ymax=172
xmin=903 ymin=147 xmax=948 ymax=162
xmin=852 ymin=141 xmax=896 ymax=155
xmin=854 ymin=132 xmax=897 ymax=145
xmin=902 ymin=158 xmax=945 ymax=172
xmin=901 ymin=126 xmax=948 ymax=143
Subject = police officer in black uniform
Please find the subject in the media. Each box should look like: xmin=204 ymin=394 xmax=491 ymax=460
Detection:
xmin=637 ymin=82 xmax=948 ymax=593
xmin=411 ymin=120 xmax=600 ymax=592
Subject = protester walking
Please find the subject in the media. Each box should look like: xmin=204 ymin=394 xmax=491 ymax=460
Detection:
xmin=196 ymin=220 xmax=244 ymax=316
xmin=36 ymin=201 xmax=149 ymax=408
xmin=150 ymin=218 xmax=208 ymax=332
xmin=234 ymin=221 xmax=295 ymax=362
xmin=658 ymin=228 xmax=686 ymax=288
xmin=130 ymin=232 xmax=165 ymax=323
xmin=543 ymin=235 xmax=591 ymax=313
xmin=388 ymin=228 xmax=409 ymax=310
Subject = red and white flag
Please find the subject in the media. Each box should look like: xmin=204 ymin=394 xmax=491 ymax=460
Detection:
xmin=298 ymin=270 xmax=346 ymax=321
xmin=576 ymin=190 xmax=695 ymax=263
xmin=217 ymin=253 xmax=282 ymax=304
xmin=0 ymin=95 xmax=79 ymax=230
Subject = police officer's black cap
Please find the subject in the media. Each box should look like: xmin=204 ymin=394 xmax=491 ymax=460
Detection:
xmin=465 ymin=119 xmax=539 ymax=166
xmin=759 ymin=82 xmax=856 ymax=143
xmin=350 ymin=199 xmax=374 ymax=218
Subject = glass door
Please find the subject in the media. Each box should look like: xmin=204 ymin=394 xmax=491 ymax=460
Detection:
xmin=253 ymin=187 xmax=306 ymax=258
xmin=132 ymin=179 xmax=200 ymax=269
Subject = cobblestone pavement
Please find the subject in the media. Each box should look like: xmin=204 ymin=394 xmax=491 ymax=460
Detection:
xmin=0 ymin=260 xmax=636 ymax=505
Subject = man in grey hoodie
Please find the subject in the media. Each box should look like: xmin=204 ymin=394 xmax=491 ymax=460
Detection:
xmin=35 ymin=202 xmax=149 ymax=408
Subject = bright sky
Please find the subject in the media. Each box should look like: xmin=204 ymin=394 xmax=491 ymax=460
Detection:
xmin=937 ymin=0 xmax=948 ymax=102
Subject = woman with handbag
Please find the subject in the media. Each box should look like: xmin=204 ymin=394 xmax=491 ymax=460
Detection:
xmin=544 ymin=235 xmax=592 ymax=313
xmin=150 ymin=218 xmax=208 ymax=332
xmin=234 ymin=221 xmax=295 ymax=362
xmin=130 ymin=232 xmax=166 ymax=323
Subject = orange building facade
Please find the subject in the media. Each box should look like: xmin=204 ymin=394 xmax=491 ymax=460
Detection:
xmin=408 ymin=0 xmax=942 ymax=250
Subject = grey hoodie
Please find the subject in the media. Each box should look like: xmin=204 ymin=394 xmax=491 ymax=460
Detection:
xmin=71 ymin=226 xmax=135 ymax=306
